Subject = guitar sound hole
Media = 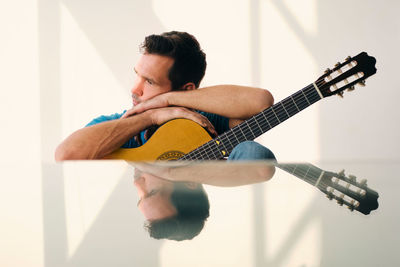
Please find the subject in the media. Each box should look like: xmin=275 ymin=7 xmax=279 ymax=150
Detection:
xmin=157 ymin=151 xmax=185 ymax=161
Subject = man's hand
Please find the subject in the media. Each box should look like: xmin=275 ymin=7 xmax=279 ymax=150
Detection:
xmin=146 ymin=107 xmax=217 ymax=136
xmin=122 ymin=93 xmax=171 ymax=118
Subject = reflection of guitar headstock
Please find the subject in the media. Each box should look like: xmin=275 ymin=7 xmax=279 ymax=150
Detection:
xmin=315 ymin=169 xmax=379 ymax=215
xmin=276 ymin=164 xmax=379 ymax=215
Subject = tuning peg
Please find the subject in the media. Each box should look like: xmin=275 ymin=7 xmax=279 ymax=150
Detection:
xmin=338 ymin=169 xmax=345 ymax=176
xmin=324 ymin=68 xmax=331 ymax=74
xmin=326 ymin=188 xmax=334 ymax=200
xmin=348 ymin=200 xmax=355 ymax=211
xmin=347 ymin=86 xmax=355 ymax=92
xmin=358 ymin=80 xmax=366 ymax=87
xmin=337 ymin=194 xmax=344 ymax=206
xmin=334 ymin=62 xmax=341 ymax=68
xmin=337 ymin=91 xmax=344 ymax=98
xmin=360 ymin=179 xmax=367 ymax=186
xmin=349 ymin=175 xmax=357 ymax=182
xmin=345 ymin=56 xmax=351 ymax=61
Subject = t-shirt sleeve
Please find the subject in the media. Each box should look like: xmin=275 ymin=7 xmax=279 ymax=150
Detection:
xmin=85 ymin=112 xmax=124 ymax=127
xmin=197 ymin=111 xmax=230 ymax=135
xmin=85 ymin=111 xmax=140 ymax=148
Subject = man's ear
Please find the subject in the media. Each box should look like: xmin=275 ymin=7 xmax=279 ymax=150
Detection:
xmin=181 ymin=82 xmax=196 ymax=91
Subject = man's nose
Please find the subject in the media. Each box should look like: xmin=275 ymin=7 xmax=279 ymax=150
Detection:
xmin=131 ymin=79 xmax=143 ymax=96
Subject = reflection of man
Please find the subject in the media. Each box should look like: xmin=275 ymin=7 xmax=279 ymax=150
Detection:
xmin=134 ymin=169 xmax=209 ymax=241
xmin=132 ymin=160 xmax=275 ymax=241
xmin=55 ymin=31 xmax=276 ymax=161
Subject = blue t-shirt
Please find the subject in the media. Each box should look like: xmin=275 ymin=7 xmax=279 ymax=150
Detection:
xmin=85 ymin=111 xmax=229 ymax=148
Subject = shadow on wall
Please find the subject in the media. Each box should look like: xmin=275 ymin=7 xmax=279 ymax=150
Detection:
xmin=61 ymin=0 xmax=165 ymax=89
xmin=40 ymin=0 xmax=165 ymax=266
xmin=253 ymin=1 xmax=400 ymax=266
xmin=42 ymin=164 xmax=162 ymax=267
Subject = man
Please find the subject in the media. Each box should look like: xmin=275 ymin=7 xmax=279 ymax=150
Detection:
xmin=55 ymin=31 xmax=275 ymax=161
xmin=55 ymin=31 xmax=276 ymax=240
xmin=133 ymin=158 xmax=276 ymax=241
xmin=134 ymin=169 xmax=210 ymax=241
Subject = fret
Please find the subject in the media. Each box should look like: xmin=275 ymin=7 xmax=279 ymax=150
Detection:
xmin=301 ymin=90 xmax=311 ymax=105
xmin=269 ymin=107 xmax=281 ymax=124
xmin=225 ymin=129 xmax=242 ymax=148
xmin=250 ymin=117 xmax=264 ymax=136
xmin=204 ymin=141 xmax=219 ymax=159
xmin=263 ymin=109 xmax=280 ymax=128
xmin=281 ymin=97 xmax=299 ymax=117
xmin=274 ymin=102 xmax=290 ymax=121
xmin=280 ymin=102 xmax=291 ymax=117
xmin=192 ymin=148 xmax=205 ymax=160
xmin=245 ymin=121 xmax=256 ymax=139
xmin=303 ymin=165 xmax=311 ymax=179
xmin=220 ymin=132 xmax=235 ymax=151
xmin=214 ymin=137 xmax=229 ymax=151
xmin=237 ymin=124 xmax=248 ymax=140
xmin=292 ymin=90 xmax=310 ymax=110
xmin=230 ymin=129 xmax=241 ymax=144
xmin=213 ymin=137 xmax=229 ymax=158
xmin=277 ymin=163 xmax=324 ymax=186
xmin=304 ymin=85 xmax=321 ymax=104
xmin=290 ymin=95 xmax=300 ymax=112
xmin=197 ymin=144 xmax=209 ymax=160
xmin=260 ymin=112 xmax=272 ymax=129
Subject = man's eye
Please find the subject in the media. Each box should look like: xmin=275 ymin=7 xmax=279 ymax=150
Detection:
xmin=146 ymin=79 xmax=153 ymax=85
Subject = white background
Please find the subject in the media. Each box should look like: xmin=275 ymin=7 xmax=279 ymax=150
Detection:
xmin=1 ymin=0 xmax=399 ymax=266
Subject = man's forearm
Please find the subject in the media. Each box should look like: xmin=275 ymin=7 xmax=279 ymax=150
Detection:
xmin=55 ymin=112 xmax=152 ymax=161
xmin=168 ymin=85 xmax=274 ymax=119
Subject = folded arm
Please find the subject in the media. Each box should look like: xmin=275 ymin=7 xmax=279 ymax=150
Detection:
xmin=123 ymin=85 xmax=274 ymax=128
xmin=55 ymin=107 xmax=216 ymax=161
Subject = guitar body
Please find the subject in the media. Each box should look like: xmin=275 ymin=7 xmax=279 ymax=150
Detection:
xmin=105 ymin=119 xmax=212 ymax=161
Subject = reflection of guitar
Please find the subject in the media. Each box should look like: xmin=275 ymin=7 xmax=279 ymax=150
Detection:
xmin=276 ymin=163 xmax=379 ymax=215
xmin=106 ymin=52 xmax=377 ymax=161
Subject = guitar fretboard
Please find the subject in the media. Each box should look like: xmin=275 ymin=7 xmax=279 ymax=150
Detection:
xmin=276 ymin=163 xmax=326 ymax=190
xmin=180 ymin=83 xmax=322 ymax=160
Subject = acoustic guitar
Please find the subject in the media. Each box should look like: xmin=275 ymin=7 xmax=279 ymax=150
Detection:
xmin=106 ymin=52 xmax=377 ymax=161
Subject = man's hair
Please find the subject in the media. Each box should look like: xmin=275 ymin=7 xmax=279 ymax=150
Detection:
xmin=144 ymin=182 xmax=210 ymax=241
xmin=140 ymin=31 xmax=207 ymax=90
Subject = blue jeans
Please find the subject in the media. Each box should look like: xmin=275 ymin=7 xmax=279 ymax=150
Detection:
xmin=228 ymin=141 xmax=276 ymax=161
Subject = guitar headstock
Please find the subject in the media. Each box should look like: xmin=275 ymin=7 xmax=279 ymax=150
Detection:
xmin=316 ymin=169 xmax=379 ymax=215
xmin=316 ymin=52 xmax=377 ymax=98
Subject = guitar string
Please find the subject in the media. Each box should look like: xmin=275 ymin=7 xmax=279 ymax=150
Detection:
xmin=277 ymin=164 xmax=366 ymax=207
xmin=277 ymin=164 xmax=336 ymax=193
xmin=281 ymin=164 xmax=327 ymax=188
xmin=181 ymin=81 xmax=323 ymax=160
xmin=189 ymin=85 xmax=317 ymax=159
xmin=181 ymin=81 xmax=325 ymax=160
xmin=207 ymin=85 xmax=321 ymax=160
xmin=278 ymin=164 xmax=322 ymax=186
xmin=279 ymin=164 xmax=363 ymax=198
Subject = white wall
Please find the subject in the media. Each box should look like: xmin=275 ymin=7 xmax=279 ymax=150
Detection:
xmin=1 ymin=0 xmax=399 ymax=266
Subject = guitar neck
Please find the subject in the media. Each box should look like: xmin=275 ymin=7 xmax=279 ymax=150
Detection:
xmin=181 ymin=83 xmax=322 ymax=160
xmin=276 ymin=163 xmax=327 ymax=190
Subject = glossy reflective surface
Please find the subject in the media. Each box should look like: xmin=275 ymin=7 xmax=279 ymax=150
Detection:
xmin=1 ymin=161 xmax=400 ymax=266
xmin=21 ymin=160 xmax=396 ymax=266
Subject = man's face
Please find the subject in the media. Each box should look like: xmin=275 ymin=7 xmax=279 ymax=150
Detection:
xmin=134 ymin=171 xmax=177 ymax=221
xmin=131 ymin=53 xmax=174 ymax=106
